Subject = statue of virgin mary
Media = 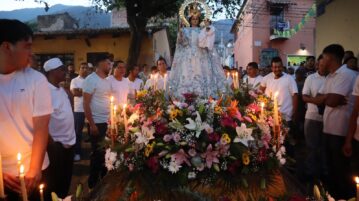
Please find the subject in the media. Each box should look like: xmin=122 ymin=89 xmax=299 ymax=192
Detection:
xmin=167 ymin=1 xmax=227 ymax=99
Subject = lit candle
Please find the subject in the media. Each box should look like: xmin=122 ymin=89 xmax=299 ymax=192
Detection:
xmin=273 ymin=92 xmax=279 ymax=126
xmin=39 ymin=184 xmax=44 ymax=201
xmin=123 ymin=104 xmax=128 ymax=141
xmin=19 ymin=165 xmax=28 ymax=201
xmin=260 ymin=102 xmax=265 ymax=119
xmin=355 ymin=176 xmax=359 ymax=201
xmin=226 ymin=72 xmax=230 ymax=80
xmin=0 ymin=153 xmax=5 ymax=198
xmin=164 ymin=73 xmax=167 ymax=90
xmin=110 ymin=96 xmax=115 ymax=130
xmin=17 ymin=153 xmax=22 ymax=175
xmin=235 ymin=72 xmax=239 ymax=89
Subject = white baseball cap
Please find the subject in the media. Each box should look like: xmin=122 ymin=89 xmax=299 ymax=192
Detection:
xmin=43 ymin=58 xmax=64 ymax=72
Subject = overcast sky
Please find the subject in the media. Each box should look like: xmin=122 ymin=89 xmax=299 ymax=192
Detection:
xmin=0 ymin=0 xmax=92 ymax=11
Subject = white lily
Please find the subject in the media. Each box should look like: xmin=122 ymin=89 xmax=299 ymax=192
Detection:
xmin=128 ymin=112 xmax=139 ymax=124
xmin=134 ymin=126 xmax=155 ymax=145
xmin=184 ymin=112 xmax=208 ymax=138
xmin=234 ymin=123 xmax=254 ymax=147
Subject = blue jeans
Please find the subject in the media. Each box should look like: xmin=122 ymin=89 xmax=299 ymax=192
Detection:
xmin=74 ymin=112 xmax=85 ymax=155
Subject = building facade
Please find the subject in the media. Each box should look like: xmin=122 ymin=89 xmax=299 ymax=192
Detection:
xmin=231 ymin=0 xmax=316 ymax=68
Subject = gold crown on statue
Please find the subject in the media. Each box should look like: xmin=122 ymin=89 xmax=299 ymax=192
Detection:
xmin=189 ymin=3 xmax=201 ymax=18
xmin=179 ymin=0 xmax=211 ymax=27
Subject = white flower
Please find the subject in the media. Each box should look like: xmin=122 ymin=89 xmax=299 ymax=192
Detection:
xmin=184 ymin=111 xmax=208 ymax=138
xmin=188 ymin=172 xmax=196 ymax=179
xmin=234 ymin=123 xmax=254 ymax=147
xmin=105 ymin=148 xmax=118 ymax=171
xmin=128 ymin=112 xmax=139 ymax=124
xmin=279 ymin=158 xmax=286 ymax=165
xmin=168 ymin=160 xmax=182 ymax=174
xmin=135 ymin=126 xmax=155 ymax=145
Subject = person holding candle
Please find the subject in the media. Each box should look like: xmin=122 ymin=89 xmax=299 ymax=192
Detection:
xmin=242 ymin=62 xmax=263 ymax=90
xmin=260 ymin=57 xmax=298 ymax=158
xmin=43 ymin=58 xmax=76 ymax=199
xmin=83 ymin=54 xmax=112 ymax=189
xmin=107 ymin=60 xmax=130 ymax=105
xmin=144 ymin=57 xmax=169 ymax=91
xmin=0 ymin=19 xmax=53 ymax=200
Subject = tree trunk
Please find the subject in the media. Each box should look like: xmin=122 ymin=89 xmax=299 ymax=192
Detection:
xmin=125 ymin=0 xmax=148 ymax=69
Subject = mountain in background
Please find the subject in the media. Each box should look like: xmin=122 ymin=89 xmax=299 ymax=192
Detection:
xmin=0 ymin=4 xmax=111 ymax=28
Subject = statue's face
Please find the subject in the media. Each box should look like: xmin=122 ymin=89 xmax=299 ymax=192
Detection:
xmin=190 ymin=16 xmax=200 ymax=27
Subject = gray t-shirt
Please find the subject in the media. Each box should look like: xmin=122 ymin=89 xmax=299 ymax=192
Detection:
xmin=83 ymin=72 xmax=111 ymax=123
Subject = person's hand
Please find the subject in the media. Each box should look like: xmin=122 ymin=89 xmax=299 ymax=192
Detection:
xmin=25 ymin=168 xmax=42 ymax=193
xmin=90 ymin=124 xmax=99 ymax=136
xmin=343 ymin=140 xmax=352 ymax=157
xmin=3 ymin=173 xmax=21 ymax=193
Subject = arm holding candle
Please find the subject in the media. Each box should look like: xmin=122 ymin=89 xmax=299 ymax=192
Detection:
xmin=26 ymin=114 xmax=50 ymax=192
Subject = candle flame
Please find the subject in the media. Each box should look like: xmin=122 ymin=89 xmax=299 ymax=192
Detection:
xmin=274 ymin=91 xmax=279 ymax=98
xmin=39 ymin=184 xmax=44 ymax=190
xmin=114 ymin=105 xmax=117 ymax=111
xmin=20 ymin=164 xmax=24 ymax=174
xmin=17 ymin=153 xmax=22 ymax=161
xmin=123 ymin=104 xmax=127 ymax=109
xmin=355 ymin=176 xmax=359 ymax=184
xmin=261 ymin=102 xmax=265 ymax=108
xmin=110 ymin=96 xmax=114 ymax=103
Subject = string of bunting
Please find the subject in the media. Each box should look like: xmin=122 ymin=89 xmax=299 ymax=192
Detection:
xmin=273 ymin=3 xmax=316 ymax=38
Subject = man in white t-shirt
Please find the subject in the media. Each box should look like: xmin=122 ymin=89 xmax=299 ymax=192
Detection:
xmin=343 ymin=75 xmax=359 ymax=178
xmin=243 ymin=62 xmax=263 ymax=89
xmin=315 ymin=44 xmax=357 ymax=199
xmin=127 ymin=65 xmax=144 ymax=104
xmin=43 ymin=58 xmax=76 ymax=198
xmin=107 ymin=60 xmax=129 ymax=105
xmin=302 ymin=55 xmax=328 ymax=180
xmin=70 ymin=62 xmax=88 ymax=161
xmin=0 ymin=19 xmax=53 ymax=200
xmin=144 ymin=57 xmax=169 ymax=91
xmin=260 ymin=57 xmax=298 ymax=122
xmin=83 ymin=54 xmax=112 ymax=188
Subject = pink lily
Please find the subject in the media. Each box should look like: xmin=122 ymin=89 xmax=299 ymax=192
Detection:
xmin=201 ymin=144 xmax=219 ymax=168
xmin=171 ymin=149 xmax=191 ymax=166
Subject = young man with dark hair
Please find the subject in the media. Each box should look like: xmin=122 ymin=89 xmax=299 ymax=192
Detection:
xmin=313 ymin=44 xmax=356 ymax=199
xmin=0 ymin=19 xmax=53 ymax=200
xmin=83 ymin=54 xmax=112 ymax=188
xmin=44 ymin=58 xmax=76 ymax=199
xmin=107 ymin=60 xmax=129 ymax=105
xmin=70 ymin=62 xmax=88 ymax=161
xmin=243 ymin=62 xmax=263 ymax=89
xmin=305 ymin=56 xmax=316 ymax=77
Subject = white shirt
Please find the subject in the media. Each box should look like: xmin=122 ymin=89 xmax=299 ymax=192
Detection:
xmin=319 ymin=65 xmax=357 ymax=136
xmin=0 ymin=68 xmax=52 ymax=175
xmin=48 ymin=84 xmax=76 ymax=146
xmin=107 ymin=75 xmax=130 ymax=105
xmin=352 ymin=76 xmax=359 ymax=142
xmin=261 ymin=73 xmax=298 ymax=121
xmin=70 ymin=76 xmax=85 ymax=112
xmin=83 ymin=72 xmax=111 ymax=123
xmin=144 ymin=73 xmax=169 ymax=90
xmin=128 ymin=77 xmax=143 ymax=92
xmin=243 ymin=75 xmax=263 ymax=89
xmin=302 ymin=72 xmax=326 ymax=121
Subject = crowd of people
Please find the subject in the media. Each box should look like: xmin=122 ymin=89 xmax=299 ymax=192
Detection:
xmin=1 ymin=18 xmax=359 ymax=201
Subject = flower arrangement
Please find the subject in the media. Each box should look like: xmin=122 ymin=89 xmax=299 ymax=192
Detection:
xmin=104 ymin=87 xmax=289 ymax=199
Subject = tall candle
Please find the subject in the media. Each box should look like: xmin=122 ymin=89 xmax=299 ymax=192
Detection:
xmin=273 ymin=92 xmax=279 ymax=126
xmin=110 ymin=96 xmax=115 ymax=129
xmin=0 ymin=153 xmax=5 ymax=198
xmin=355 ymin=176 xmax=359 ymax=201
xmin=260 ymin=102 xmax=265 ymax=120
xmin=39 ymin=184 xmax=44 ymax=201
xmin=17 ymin=153 xmax=21 ymax=176
xmin=123 ymin=104 xmax=128 ymax=141
xmin=164 ymin=73 xmax=167 ymax=90
xmin=226 ymin=72 xmax=230 ymax=80
xmin=19 ymin=165 xmax=28 ymax=201
xmin=114 ymin=105 xmax=118 ymax=134
xmin=235 ymin=72 xmax=239 ymax=89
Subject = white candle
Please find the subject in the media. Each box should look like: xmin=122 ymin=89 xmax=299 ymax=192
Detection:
xmin=17 ymin=153 xmax=21 ymax=176
xmin=226 ymin=72 xmax=230 ymax=80
xmin=355 ymin=176 xmax=359 ymax=201
xmin=0 ymin=153 xmax=5 ymax=198
xmin=19 ymin=165 xmax=28 ymax=201
xmin=164 ymin=73 xmax=167 ymax=90
xmin=39 ymin=184 xmax=44 ymax=201
xmin=235 ymin=72 xmax=239 ymax=89
xmin=123 ymin=104 xmax=128 ymax=141
xmin=110 ymin=96 xmax=115 ymax=130
xmin=114 ymin=105 xmax=118 ymax=135
xmin=273 ymin=92 xmax=279 ymax=126
xmin=260 ymin=102 xmax=265 ymax=120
